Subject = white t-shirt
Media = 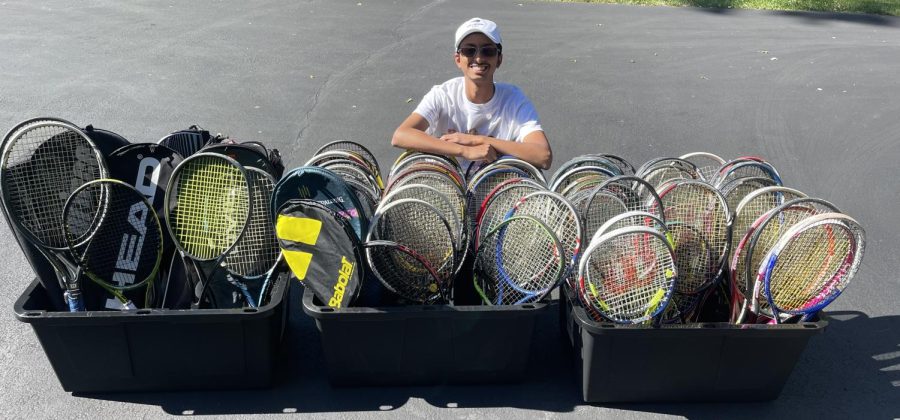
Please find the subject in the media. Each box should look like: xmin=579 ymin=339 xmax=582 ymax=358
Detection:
xmin=413 ymin=77 xmax=543 ymax=169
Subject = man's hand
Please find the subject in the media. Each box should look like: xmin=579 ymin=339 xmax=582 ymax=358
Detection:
xmin=460 ymin=143 xmax=497 ymax=163
xmin=440 ymin=132 xmax=487 ymax=146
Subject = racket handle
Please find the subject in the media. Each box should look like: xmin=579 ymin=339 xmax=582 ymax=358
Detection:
xmin=65 ymin=290 xmax=85 ymax=312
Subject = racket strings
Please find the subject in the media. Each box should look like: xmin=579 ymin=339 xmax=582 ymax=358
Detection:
xmin=389 ymin=174 xmax=467 ymax=239
xmin=367 ymin=244 xmax=441 ymax=302
xmin=642 ymin=166 xmax=697 ymax=189
xmin=582 ymin=231 xmax=675 ymax=322
xmin=662 ymin=183 xmax=729 ymax=267
xmin=4 ymin=125 xmax=103 ymax=247
xmin=171 ymin=157 xmax=249 ymax=260
xmin=477 ymin=217 xmax=562 ymax=305
xmin=375 ymin=201 xmax=455 ymax=280
xmin=720 ymin=178 xmax=776 ymax=215
xmin=746 ymin=206 xmax=831 ymax=293
xmin=580 ymin=191 xmax=629 ymax=237
xmin=383 ymin=184 xmax=463 ymax=250
xmin=730 ymin=190 xmax=807 ymax=295
xmin=766 ymin=224 xmax=853 ymax=312
xmin=716 ymin=162 xmax=780 ymax=187
xmin=467 ymin=170 xmax=528 ymax=228
xmin=513 ymin=194 xmax=581 ymax=267
xmin=65 ymin=182 xmax=162 ymax=289
xmin=224 ymin=172 xmax=278 ymax=277
xmin=478 ymin=183 xmax=541 ymax=242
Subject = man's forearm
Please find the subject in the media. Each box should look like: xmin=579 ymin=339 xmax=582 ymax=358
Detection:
xmin=485 ymin=137 xmax=552 ymax=170
xmin=392 ymin=127 xmax=464 ymax=157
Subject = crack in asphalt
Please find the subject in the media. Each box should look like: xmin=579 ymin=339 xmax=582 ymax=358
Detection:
xmin=292 ymin=0 xmax=446 ymax=151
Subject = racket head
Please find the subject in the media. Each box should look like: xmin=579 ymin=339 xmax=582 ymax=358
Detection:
xmin=392 ymin=151 xmax=462 ymax=176
xmin=367 ymin=198 xmax=457 ymax=285
xmin=678 ymin=152 xmax=726 ymax=181
xmin=550 ymin=165 xmax=615 ymax=193
xmin=728 ymin=186 xmax=809 ymax=299
xmin=550 ymin=154 xmax=624 ymax=187
xmin=319 ymin=161 xmax=382 ymax=200
xmin=223 ymin=167 xmax=279 ymax=277
xmin=592 ymin=210 xmax=668 ymax=243
xmin=505 ymin=190 xmax=583 ymax=293
xmin=363 ymin=240 xmax=445 ymax=304
xmin=164 ymin=152 xmax=251 ymax=261
xmin=390 ymin=154 xmax=463 ymax=182
xmin=314 ymin=140 xmax=382 ymax=184
xmin=389 ymin=161 xmax=465 ymax=190
xmin=597 ymin=153 xmax=635 ymax=176
xmin=578 ymin=226 xmax=678 ymax=324
xmin=1 ymin=119 xmax=108 ymax=249
xmin=466 ymin=167 xmax=530 ymax=232
xmin=714 ymin=160 xmax=782 ymax=189
xmin=761 ymin=213 xmax=864 ymax=317
xmin=594 ymin=175 xmax=666 ymax=219
xmin=381 ymin=183 xmax=465 ymax=254
xmin=638 ymin=158 xmax=701 ymax=189
xmin=742 ymin=197 xmax=841 ymax=316
xmin=655 ymin=179 xmax=729 ymax=292
xmin=474 ymin=215 xmax=565 ymax=305
xmin=276 ymin=199 xmax=364 ymax=308
xmin=387 ymin=165 xmax=465 ymax=196
xmin=62 ymin=179 xmax=163 ymax=291
xmin=475 ymin=177 xmax=545 ymax=247
xmin=719 ymin=176 xmax=777 ymax=215
xmin=488 ymin=157 xmax=547 ymax=185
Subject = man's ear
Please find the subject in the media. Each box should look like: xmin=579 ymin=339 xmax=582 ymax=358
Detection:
xmin=497 ymin=52 xmax=502 ymax=69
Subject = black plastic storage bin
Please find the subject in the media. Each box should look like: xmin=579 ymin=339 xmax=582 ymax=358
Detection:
xmin=14 ymin=272 xmax=291 ymax=393
xmin=302 ymin=287 xmax=549 ymax=386
xmin=562 ymin=287 xmax=827 ymax=403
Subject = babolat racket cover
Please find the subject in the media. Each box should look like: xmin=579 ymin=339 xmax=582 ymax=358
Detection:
xmin=276 ymin=199 xmax=363 ymax=308
xmin=271 ymin=166 xmax=369 ymax=241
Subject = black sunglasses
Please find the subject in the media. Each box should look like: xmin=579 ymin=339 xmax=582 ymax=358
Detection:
xmin=457 ymin=45 xmax=500 ymax=58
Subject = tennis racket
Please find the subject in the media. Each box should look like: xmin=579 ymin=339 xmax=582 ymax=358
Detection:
xmin=654 ymin=179 xmax=729 ymax=321
xmin=578 ymin=226 xmax=678 ymax=324
xmin=63 ymin=179 xmax=163 ymax=309
xmin=315 ymin=140 xmax=383 ymax=189
xmin=368 ymin=198 xmax=457 ymax=288
xmin=363 ymin=240 xmax=444 ymax=304
xmin=758 ymin=213 xmax=864 ymax=323
xmin=164 ymin=152 xmax=251 ymax=308
xmin=203 ymin=167 xmax=279 ymax=308
xmin=735 ymin=197 xmax=840 ymax=323
xmin=0 ymin=119 xmax=108 ymax=311
xmin=713 ymin=160 xmax=782 ymax=189
xmin=474 ymin=215 xmax=565 ymax=305
xmin=474 ymin=177 xmax=545 ymax=247
xmin=592 ymin=210 xmax=668 ymax=243
xmin=678 ymin=152 xmax=726 ymax=181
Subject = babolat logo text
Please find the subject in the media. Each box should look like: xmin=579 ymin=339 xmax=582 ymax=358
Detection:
xmin=112 ymin=201 xmax=149 ymax=287
xmin=328 ymin=256 xmax=355 ymax=308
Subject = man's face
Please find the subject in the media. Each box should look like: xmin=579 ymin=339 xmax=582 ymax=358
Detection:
xmin=455 ymin=33 xmax=502 ymax=82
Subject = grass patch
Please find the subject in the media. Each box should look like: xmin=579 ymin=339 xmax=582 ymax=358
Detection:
xmin=551 ymin=0 xmax=900 ymax=15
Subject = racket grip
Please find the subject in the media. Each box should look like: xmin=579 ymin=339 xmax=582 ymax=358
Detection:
xmin=65 ymin=290 xmax=85 ymax=312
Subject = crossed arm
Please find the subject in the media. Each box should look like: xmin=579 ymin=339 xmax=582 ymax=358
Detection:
xmin=391 ymin=112 xmax=553 ymax=170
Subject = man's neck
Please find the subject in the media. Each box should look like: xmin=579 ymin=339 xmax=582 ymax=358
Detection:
xmin=464 ymin=79 xmax=495 ymax=104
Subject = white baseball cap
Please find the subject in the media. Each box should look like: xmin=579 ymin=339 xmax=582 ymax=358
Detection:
xmin=454 ymin=17 xmax=502 ymax=50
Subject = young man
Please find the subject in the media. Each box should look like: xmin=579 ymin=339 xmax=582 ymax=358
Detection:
xmin=391 ymin=17 xmax=552 ymax=172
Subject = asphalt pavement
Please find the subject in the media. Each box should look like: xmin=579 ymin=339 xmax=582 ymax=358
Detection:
xmin=1 ymin=1 xmax=899 ymax=419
